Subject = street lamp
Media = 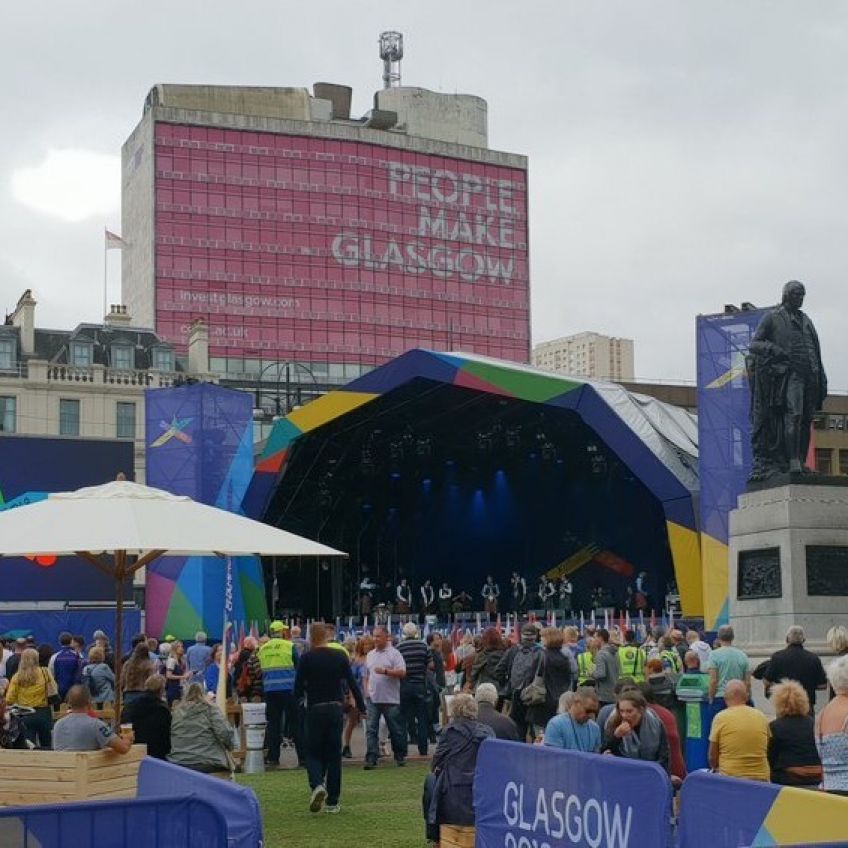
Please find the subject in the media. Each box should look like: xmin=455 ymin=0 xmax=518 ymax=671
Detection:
xmin=252 ymin=361 xmax=321 ymax=420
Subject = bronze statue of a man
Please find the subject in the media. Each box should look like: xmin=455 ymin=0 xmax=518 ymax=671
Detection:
xmin=747 ymin=280 xmax=827 ymax=481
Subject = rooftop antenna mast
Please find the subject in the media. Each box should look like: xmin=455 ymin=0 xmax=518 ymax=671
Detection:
xmin=379 ymin=31 xmax=403 ymax=89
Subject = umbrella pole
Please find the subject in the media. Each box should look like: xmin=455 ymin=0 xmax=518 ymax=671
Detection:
xmin=114 ymin=550 xmax=126 ymax=729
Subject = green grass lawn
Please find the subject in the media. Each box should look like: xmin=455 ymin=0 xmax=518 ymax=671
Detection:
xmin=239 ymin=761 xmax=430 ymax=848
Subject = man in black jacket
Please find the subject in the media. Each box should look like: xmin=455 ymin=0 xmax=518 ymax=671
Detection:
xmin=475 ymin=683 xmax=518 ymax=740
xmin=764 ymin=625 xmax=827 ymax=713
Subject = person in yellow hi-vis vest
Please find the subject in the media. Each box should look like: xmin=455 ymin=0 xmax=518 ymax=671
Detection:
xmin=258 ymin=621 xmax=302 ymax=768
xmin=659 ymin=636 xmax=683 ymax=675
xmin=617 ymin=630 xmax=647 ymax=683
xmin=577 ymin=637 xmax=598 ymax=686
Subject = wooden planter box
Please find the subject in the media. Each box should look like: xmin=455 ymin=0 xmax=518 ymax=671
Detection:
xmin=0 ymin=745 xmax=145 ymax=807
xmin=440 ymin=824 xmax=475 ymax=848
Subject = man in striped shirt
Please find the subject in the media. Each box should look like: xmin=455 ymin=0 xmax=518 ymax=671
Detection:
xmin=397 ymin=622 xmax=432 ymax=756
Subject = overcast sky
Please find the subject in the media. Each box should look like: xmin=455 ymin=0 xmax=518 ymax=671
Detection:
xmin=3 ymin=2 xmax=848 ymax=386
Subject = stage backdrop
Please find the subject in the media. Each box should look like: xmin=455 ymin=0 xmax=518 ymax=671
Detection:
xmin=696 ymin=308 xmax=768 ymax=629
xmin=144 ymin=384 xmax=267 ymax=640
xmin=0 ymin=435 xmax=134 ymax=602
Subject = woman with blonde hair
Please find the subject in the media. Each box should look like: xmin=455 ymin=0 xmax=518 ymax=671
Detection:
xmin=827 ymin=626 xmax=848 ymax=700
xmin=6 ymin=647 xmax=56 ymax=748
xmin=168 ymin=682 xmax=234 ymax=773
xmin=342 ymin=635 xmax=373 ymax=759
xmin=768 ymin=679 xmax=821 ymax=786
xmin=816 ymin=655 xmax=848 ymax=795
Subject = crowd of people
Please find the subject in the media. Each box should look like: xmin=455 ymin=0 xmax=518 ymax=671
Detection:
xmin=3 ymin=617 xmax=848 ymax=836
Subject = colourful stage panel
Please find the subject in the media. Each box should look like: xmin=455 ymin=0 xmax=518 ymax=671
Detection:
xmin=145 ymin=384 xmax=269 ymax=639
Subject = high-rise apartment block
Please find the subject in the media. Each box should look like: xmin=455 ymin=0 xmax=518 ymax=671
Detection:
xmin=532 ymin=332 xmax=634 ymax=381
xmin=121 ymin=70 xmax=530 ymax=386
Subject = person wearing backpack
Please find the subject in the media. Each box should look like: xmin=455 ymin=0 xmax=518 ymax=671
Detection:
xmin=81 ymin=646 xmax=115 ymax=708
xmin=618 ymin=630 xmax=647 ymax=684
xmin=495 ymin=624 xmax=540 ymax=742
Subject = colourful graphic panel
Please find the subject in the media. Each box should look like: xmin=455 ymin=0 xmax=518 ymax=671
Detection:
xmin=696 ymin=309 xmax=767 ymax=627
xmin=0 ymin=436 xmax=133 ymax=601
xmin=145 ymin=384 xmax=267 ymax=639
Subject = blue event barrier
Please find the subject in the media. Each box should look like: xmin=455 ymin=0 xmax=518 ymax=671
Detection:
xmin=0 ymin=609 xmax=141 ymax=647
xmin=679 ymin=770 xmax=848 ymax=847
xmin=137 ymin=757 xmax=263 ymax=848
xmin=0 ymin=795 xmax=228 ymax=848
xmin=474 ymin=740 xmax=673 ymax=848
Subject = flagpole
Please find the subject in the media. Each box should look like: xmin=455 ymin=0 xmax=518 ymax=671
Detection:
xmin=103 ymin=227 xmax=108 ymax=320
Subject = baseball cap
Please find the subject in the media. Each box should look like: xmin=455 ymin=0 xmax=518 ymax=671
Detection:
xmin=269 ymin=620 xmax=285 ymax=632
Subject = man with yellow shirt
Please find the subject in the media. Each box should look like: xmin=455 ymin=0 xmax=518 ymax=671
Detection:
xmin=708 ymin=679 xmax=770 ymax=781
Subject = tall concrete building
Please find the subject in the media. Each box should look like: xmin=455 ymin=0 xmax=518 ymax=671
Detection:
xmin=533 ymin=332 xmax=635 ymax=381
xmin=121 ymin=63 xmax=530 ymax=393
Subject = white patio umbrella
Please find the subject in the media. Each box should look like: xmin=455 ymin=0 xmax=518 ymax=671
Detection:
xmin=0 ymin=479 xmax=345 ymax=720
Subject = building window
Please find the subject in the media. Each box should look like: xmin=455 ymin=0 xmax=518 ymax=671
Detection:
xmin=815 ymin=448 xmax=833 ymax=475
xmin=0 ymin=396 xmax=16 ymax=433
xmin=0 ymin=338 xmax=14 ymax=371
xmin=59 ymin=399 xmax=80 ymax=436
xmin=116 ymin=402 xmax=136 ymax=439
xmin=70 ymin=342 xmax=93 ymax=367
xmin=840 ymin=450 xmax=848 ymax=477
xmin=152 ymin=348 xmax=174 ymax=371
xmin=111 ymin=345 xmax=134 ymax=370
xmin=827 ymin=415 xmax=845 ymax=430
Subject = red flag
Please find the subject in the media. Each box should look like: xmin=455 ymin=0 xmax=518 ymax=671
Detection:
xmin=805 ymin=422 xmax=816 ymax=471
xmin=513 ymin=616 xmax=520 ymax=645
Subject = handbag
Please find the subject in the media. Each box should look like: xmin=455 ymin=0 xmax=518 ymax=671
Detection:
xmin=520 ymin=652 xmax=548 ymax=707
xmin=42 ymin=669 xmax=61 ymax=708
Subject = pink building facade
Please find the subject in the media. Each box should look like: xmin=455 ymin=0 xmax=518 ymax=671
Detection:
xmin=123 ymin=87 xmax=530 ymax=378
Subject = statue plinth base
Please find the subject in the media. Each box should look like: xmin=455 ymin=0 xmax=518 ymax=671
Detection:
xmin=747 ymin=472 xmax=848 ymax=493
xmin=729 ymin=483 xmax=848 ymax=654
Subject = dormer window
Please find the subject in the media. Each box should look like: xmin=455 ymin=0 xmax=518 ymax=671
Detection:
xmin=111 ymin=344 xmax=134 ymax=370
xmin=0 ymin=338 xmax=14 ymax=371
xmin=152 ymin=347 xmax=174 ymax=371
xmin=70 ymin=341 xmax=93 ymax=367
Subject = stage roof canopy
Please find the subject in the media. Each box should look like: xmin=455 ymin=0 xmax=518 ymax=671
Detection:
xmin=247 ymin=350 xmax=703 ymax=616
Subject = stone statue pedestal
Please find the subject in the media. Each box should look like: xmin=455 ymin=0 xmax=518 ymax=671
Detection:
xmin=729 ymin=480 xmax=848 ymax=654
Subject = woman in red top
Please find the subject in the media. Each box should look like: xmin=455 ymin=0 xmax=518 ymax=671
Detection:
xmin=641 ymin=683 xmax=686 ymax=782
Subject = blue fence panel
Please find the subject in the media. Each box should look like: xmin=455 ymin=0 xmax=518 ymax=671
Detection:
xmin=679 ymin=770 xmax=848 ymax=847
xmin=137 ymin=757 xmax=263 ymax=848
xmin=0 ymin=796 xmax=228 ymax=848
xmin=474 ymin=739 xmax=673 ymax=848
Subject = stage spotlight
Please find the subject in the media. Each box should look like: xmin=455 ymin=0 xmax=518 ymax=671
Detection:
xmin=505 ymin=426 xmax=521 ymax=448
xmin=390 ymin=471 xmax=401 ymax=480
xmin=415 ymin=436 xmax=432 ymax=458
xmin=476 ymin=431 xmax=493 ymax=453
xmin=445 ymin=459 xmax=455 ymax=466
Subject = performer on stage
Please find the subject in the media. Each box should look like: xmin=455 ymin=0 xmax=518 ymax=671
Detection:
xmin=538 ymin=576 xmax=556 ymax=611
xmin=558 ymin=577 xmax=573 ymax=615
xmin=420 ymin=579 xmax=435 ymax=614
xmin=359 ymin=572 xmax=377 ymax=616
xmin=438 ymin=581 xmax=453 ymax=615
xmin=396 ymin=578 xmax=412 ymax=614
xmin=633 ymin=571 xmax=649 ymax=612
xmin=510 ymin=571 xmax=527 ymax=612
xmin=481 ymin=576 xmax=500 ymax=615
xmin=452 ymin=591 xmax=472 ymax=614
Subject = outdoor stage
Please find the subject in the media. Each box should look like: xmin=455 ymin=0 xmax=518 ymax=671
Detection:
xmin=247 ymin=351 xmax=701 ymax=621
